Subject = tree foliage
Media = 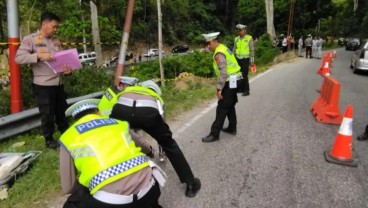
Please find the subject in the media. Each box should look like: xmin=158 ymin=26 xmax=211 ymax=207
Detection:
xmin=0 ymin=0 xmax=367 ymax=51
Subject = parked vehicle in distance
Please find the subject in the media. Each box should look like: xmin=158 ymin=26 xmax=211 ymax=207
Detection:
xmin=350 ymin=40 xmax=368 ymax=73
xmin=79 ymin=52 xmax=96 ymax=65
xmin=142 ymin=49 xmax=165 ymax=57
xmin=172 ymin=44 xmax=192 ymax=53
xmin=345 ymin=38 xmax=361 ymax=51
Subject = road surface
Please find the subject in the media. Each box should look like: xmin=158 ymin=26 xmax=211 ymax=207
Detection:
xmin=158 ymin=48 xmax=368 ymax=208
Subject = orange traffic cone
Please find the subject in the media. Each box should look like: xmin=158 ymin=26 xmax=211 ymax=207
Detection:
xmin=333 ymin=50 xmax=336 ymax=58
xmin=324 ymin=105 xmax=358 ymax=167
xmin=320 ymin=62 xmax=330 ymax=77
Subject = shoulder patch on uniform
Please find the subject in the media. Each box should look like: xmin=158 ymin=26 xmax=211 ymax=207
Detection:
xmin=23 ymin=39 xmax=32 ymax=46
xmin=215 ymin=54 xmax=220 ymax=65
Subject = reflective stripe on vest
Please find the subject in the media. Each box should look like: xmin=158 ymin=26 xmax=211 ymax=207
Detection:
xmin=212 ymin=44 xmax=241 ymax=80
xmin=234 ymin=35 xmax=252 ymax=59
xmin=121 ymin=86 xmax=164 ymax=104
xmin=60 ymin=114 xmax=149 ymax=194
xmin=89 ymin=155 xmax=148 ymax=191
xmin=98 ymin=87 xmax=122 ymax=117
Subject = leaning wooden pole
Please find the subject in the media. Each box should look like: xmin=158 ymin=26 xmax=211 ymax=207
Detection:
xmin=114 ymin=0 xmax=135 ymax=86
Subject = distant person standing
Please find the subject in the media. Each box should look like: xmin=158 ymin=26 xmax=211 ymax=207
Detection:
xmin=15 ymin=12 xmax=72 ymax=149
xmin=312 ymin=37 xmax=318 ymax=58
xmin=233 ymin=24 xmax=254 ymax=96
xmin=298 ymin=36 xmax=303 ymax=57
xmin=316 ymin=37 xmax=323 ymax=59
xmin=305 ymin=34 xmax=313 ymax=58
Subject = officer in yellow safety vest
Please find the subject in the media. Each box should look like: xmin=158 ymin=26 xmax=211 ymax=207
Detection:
xmin=201 ymin=32 xmax=242 ymax=143
xmin=59 ymin=98 xmax=166 ymax=208
xmin=233 ymin=24 xmax=254 ymax=96
xmin=98 ymin=76 xmax=164 ymax=160
xmin=110 ymin=80 xmax=201 ymax=197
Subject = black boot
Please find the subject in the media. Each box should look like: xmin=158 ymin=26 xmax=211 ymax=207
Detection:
xmin=185 ymin=178 xmax=201 ymax=197
xmin=357 ymin=132 xmax=368 ymax=141
xmin=202 ymin=134 xmax=219 ymax=143
xmin=222 ymin=127 xmax=237 ymax=135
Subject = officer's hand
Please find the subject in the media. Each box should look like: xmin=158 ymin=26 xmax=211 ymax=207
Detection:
xmin=217 ymin=90 xmax=223 ymax=100
xmin=62 ymin=64 xmax=72 ymax=75
xmin=38 ymin=52 xmax=54 ymax=61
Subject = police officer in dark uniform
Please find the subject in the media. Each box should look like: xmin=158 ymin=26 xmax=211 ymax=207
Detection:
xmin=110 ymin=80 xmax=201 ymax=198
xmin=201 ymin=32 xmax=242 ymax=143
xmin=15 ymin=12 xmax=72 ymax=149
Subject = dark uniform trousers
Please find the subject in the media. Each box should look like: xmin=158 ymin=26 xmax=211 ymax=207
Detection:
xmin=210 ymin=82 xmax=238 ymax=137
xmin=63 ymin=181 xmax=161 ymax=208
xmin=306 ymin=46 xmax=312 ymax=58
xmin=33 ymin=84 xmax=69 ymax=140
xmin=236 ymin=57 xmax=250 ymax=93
xmin=110 ymin=103 xmax=195 ymax=184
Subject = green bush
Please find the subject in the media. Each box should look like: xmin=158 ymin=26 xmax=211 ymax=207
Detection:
xmin=126 ymin=51 xmax=213 ymax=80
xmin=254 ymin=34 xmax=280 ymax=65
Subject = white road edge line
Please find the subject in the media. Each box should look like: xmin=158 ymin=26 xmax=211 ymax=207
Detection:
xmin=173 ymin=68 xmax=275 ymax=137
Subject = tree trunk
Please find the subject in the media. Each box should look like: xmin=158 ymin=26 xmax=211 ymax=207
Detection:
xmin=265 ymin=0 xmax=276 ymax=42
xmin=90 ymin=0 xmax=102 ymax=66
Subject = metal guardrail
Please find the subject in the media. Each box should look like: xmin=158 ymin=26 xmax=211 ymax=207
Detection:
xmin=0 ymin=91 xmax=104 ymax=141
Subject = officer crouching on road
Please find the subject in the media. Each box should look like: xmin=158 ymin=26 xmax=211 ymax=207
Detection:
xmin=59 ymin=99 xmax=166 ymax=208
xmin=98 ymin=76 xmax=165 ymax=160
xmin=110 ymin=80 xmax=201 ymax=197
xmin=201 ymin=32 xmax=242 ymax=143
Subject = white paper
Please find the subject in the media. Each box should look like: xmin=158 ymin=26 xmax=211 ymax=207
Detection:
xmin=229 ymin=74 xmax=237 ymax=89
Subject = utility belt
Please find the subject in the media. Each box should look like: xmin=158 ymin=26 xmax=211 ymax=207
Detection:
xmin=118 ymin=97 xmax=158 ymax=110
xmin=92 ymin=160 xmax=167 ymax=205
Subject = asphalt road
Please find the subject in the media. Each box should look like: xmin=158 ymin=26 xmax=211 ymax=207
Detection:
xmin=157 ymin=48 xmax=368 ymax=208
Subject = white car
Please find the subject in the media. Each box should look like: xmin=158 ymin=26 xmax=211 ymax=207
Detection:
xmin=143 ymin=49 xmax=165 ymax=57
xmin=78 ymin=52 xmax=96 ymax=65
xmin=350 ymin=40 xmax=368 ymax=73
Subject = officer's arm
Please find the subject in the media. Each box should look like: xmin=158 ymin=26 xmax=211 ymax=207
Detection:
xmin=129 ymin=129 xmax=153 ymax=155
xmin=59 ymin=145 xmax=78 ymax=194
xmin=215 ymin=53 xmax=227 ymax=91
xmin=15 ymin=37 xmax=38 ymax=64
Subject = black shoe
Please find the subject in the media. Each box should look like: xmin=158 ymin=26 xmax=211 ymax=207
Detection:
xmin=242 ymin=92 xmax=250 ymax=96
xmin=222 ymin=128 xmax=236 ymax=135
xmin=202 ymin=134 xmax=219 ymax=143
xmin=46 ymin=140 xmax=60 ymax=149
xmin=357 ymin=133 xmax=368 ymax=141
xmin=185 ymin=178 xmax=201 ymax=197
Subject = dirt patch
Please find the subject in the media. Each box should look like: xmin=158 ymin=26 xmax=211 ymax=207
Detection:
xmin=273 ymin=51 xmax=298 ymax=64
xmin=174 ymin=72 xmax=212 ymax=90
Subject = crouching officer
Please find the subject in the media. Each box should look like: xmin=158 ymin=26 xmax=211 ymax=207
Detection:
xmin=202 ymin=32 xmax=241 ymax=143
xmin=110 ymin=80 xmax=201 ymax=197
xmin=99 ymin=76 xmax=159 ymax=158
xmin=59 ymin=99 xmax=166 ymax=208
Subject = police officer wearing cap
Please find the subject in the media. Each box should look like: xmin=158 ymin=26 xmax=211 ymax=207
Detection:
xmin=234 ymin=24 xmax=254 ymax=96
xmin=201 ymin=32 xmax=241 ymax=143
xmin=109 ymin=80 xmax=201 ymax=198
xmin=15 ymin=12 xmax=72 ymax=149
xmin=60 ymin=99 xmax=166 ymax=208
